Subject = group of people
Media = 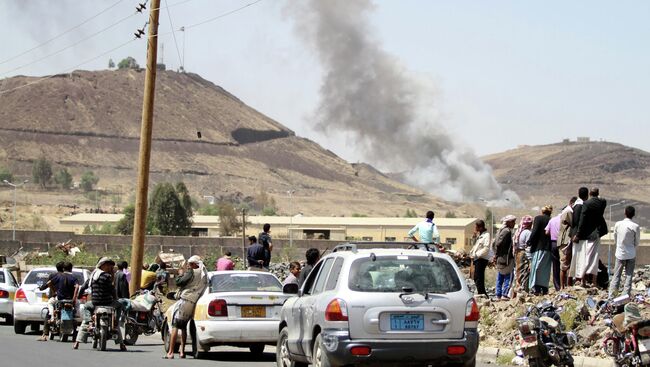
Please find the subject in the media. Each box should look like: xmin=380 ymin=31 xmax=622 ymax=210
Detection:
xmin=469 ymin=186 xmax=641 ymax=300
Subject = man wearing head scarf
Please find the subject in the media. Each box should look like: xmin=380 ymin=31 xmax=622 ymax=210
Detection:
xmin=570 ymin=187 xmax=589 ymax=285
xmin=165 ymin=255 xmax=209 ymax=359
xmin=514 ymin=215 xmax=534 ymax=293
xmin=528 ymin=206 xmax=553 ymax=295
xmin=494 ymin=215 xmax=516 ymax=300
xmin=558 ymin=197 xmax=577 ymax=289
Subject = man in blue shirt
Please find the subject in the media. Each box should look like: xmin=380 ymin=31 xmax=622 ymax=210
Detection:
xmin=247 ymin=236 xmax=267 ymax=271
xmin=408 ymin=211 xmax=440 ymax=244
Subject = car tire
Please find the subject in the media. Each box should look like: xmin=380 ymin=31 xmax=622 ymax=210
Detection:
xmin=3 ymin=314 xmax=13 ymax=325
xmin=13 ymin=320 xmax=27 ymax=334
xmin=162 ymin=321 xmax=179 ymax=354
xmin=277 ymin=327 xmax=307 ymax=367
xmin=30 ymin=322 xmax=40 ymax=332
xmin=312 ymin=334 xmax=333 ymax=367
xmin=249 ymin=343 xmax=265 ymax=356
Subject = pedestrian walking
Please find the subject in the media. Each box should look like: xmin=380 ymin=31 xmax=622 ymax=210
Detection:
xmin=529 ymin=206 xmax=553 ymax=295
xmin=408 ymin=210 xmax=441 ymax=244
xmin=469 ymin=220 xmax=491 ymax=296
xmin=545 ymin=212 xmax=562 ymax=291
xmin=558 ymin=197 xmax=577 ymax=288
xmin=494 ymin=215 xmax=516 ymax=300
xmin=215 ymin=251 xmax=235 ymax=271
xmin=514 ymin=215 xmax=533 ymax=293
xmin=574 ymin=188 xmax=608 ymax=287
xmin=570 ymin=187 xmax=589 ymax=284
xmin=608 ymin=206 xmax=640 ymax=298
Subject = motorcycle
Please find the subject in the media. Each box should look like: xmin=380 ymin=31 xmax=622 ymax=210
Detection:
xmin=90 ymin=306 xmax=120 ymax=351
xmin=122 ymin=290 xmax=164 ymax=345
xmin=41 ymin=299 xmax=77 ymax=342
xmin=515 ymin=296 xmax=577 ymax=367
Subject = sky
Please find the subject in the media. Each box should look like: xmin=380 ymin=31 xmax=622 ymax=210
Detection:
xmin=1 ymin=0 xmax=649 ymax=162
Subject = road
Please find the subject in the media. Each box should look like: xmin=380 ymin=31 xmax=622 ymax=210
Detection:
xmin=0 ymin=322 xmax=495 ymax=367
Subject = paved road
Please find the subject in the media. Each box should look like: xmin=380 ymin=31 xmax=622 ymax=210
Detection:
xmin=0 ymin=323 xmax=276 ymax=366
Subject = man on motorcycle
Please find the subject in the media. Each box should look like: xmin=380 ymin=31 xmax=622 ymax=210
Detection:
xmin=164 ymin=256 xmax=208 ymax=359
xmin=38 ymin=261 xmax=79 ymax=341
xmin=73 ymin=257 xmax=127 ymax=351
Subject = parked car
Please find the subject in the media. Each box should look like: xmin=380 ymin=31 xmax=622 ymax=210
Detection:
xmin=12 ymin=267 xmax=90 ymax=334
xmin=162 ymin=271 xmax=293 ymax=358
xmin=277 ymin=243 xmax=480 ymax=367
xmin=0 ymin=268 xmax=19 ymax=324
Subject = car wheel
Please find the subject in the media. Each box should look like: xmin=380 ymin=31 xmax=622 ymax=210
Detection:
xmin=3 ymin=314 xmax=13 ymax=325
xmin=277 ymin=327 xmax=307 ymax=367
xmin=30 ymin=322 xmax=40 ymax=332
xmin=249 ymin=343 xmax=265 ymax=356
xmin=13 ymin=320 xmax=27 ymax=334
xmin=312 ymin=334 xmax=332 ymax=367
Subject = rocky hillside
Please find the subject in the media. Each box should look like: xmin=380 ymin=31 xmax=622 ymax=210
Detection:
xmin=483 ymin=141 xmax=650 ymax=226
xmin=0 ymin=69 xmax=454 ymax=217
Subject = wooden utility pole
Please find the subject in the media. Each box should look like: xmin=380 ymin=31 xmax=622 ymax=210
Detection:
xmin=242 ymin=208 xmax=246 ymax=263
xmin=130 ymin=0 xmax=161 ymax=296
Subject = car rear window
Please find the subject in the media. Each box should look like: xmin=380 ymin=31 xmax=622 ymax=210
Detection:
xmin=348 ymin=255 xmax=462 ymax=293
xmin=210 ymin=273 xmax=282 ymax=293
xmin=24 ymin=270 xmax=84 ymax=287
xmin=0 ymin=273 xmax=4 ymax=283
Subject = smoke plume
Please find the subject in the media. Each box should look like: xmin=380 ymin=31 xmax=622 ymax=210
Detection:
xmin=287 ymin=0 xmax=519 ymax=204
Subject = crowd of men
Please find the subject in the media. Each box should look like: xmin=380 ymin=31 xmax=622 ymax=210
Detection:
xmin=465 ymin=186 xmax=641 ymax=300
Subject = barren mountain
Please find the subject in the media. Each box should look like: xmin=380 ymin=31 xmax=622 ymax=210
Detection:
xmin=0 ymin=69 xmax=455 ymax=217
xmin=483 ymin=141 xmax=650 ymax=226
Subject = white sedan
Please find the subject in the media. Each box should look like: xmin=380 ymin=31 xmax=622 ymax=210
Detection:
xmin=13 ymin=267 xmax=90 ymax=334
xmin=0 ymin=268 xmax=19 ymax=324
xmin=163 ymin=271 xmax=293 ymax=358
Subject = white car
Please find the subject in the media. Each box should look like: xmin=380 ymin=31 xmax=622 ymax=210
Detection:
xmin=0 ymin=268 xmax=19 ymax=324
xmin=13 ymin=267 xmax=90 ymax=334
xmin=163 ymin=271 xmax=293 ymax=358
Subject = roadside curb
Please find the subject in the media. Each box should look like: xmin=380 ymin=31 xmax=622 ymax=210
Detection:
xmin=476 ymin=346 xmax=613 ymax=367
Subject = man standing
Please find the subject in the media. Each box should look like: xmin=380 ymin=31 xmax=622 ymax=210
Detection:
xmin=570 ymin=187 xmax=589 ymax=285
xmin=258 ymin=224 xmax=273 ymax=269
xmin=575 ymin=188 xmax=608 ymax=287
xmin=247 ymin=236 xmax=267 ymax=271
xmin=545 ymin=212 xmax=562 ymax=291
xmin=283 ymin=262 xmax=302 ymax=286
xmin=558 ymin=197 xmax=577 ymax=289
xmin=165 ymin=256 xmax=209 ymax=359
xmin=494 ymin=215 xmax=516 ymax=300
xmin=408 ymin=211 xmax=440 ymax=244
xmin=298 ymin=248 xmax=320 ymax=287
xmin=608 ymin=206 xmax=640 ymax=298
xmin=215 ymin=251 xmax=235 ymax=271
xmin=469 ymin=220 xmax=491 ymax=296
xmin=115 ymin=261 xmax=130 ymax=299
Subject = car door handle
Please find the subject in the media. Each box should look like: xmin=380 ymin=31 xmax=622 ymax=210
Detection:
xmin=431 ymin=319 xmax=449 ymax=325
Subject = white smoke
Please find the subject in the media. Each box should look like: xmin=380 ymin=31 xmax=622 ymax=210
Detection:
xmin=287 ymin=0 xmax=520 ymax=204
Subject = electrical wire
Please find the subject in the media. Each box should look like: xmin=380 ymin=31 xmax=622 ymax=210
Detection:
xmin=181 ymin=0 xmax=264 ymax=31
xmin=0 ymin=38 xmax=137 ymax=96
xmin=0 ymin=0 xmax=125 ymax=66
xmin=163 ymin=0 xmax=184 ymax=68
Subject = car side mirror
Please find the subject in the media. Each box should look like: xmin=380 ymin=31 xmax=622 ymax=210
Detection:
xmin=283 ymin=283 xmax=299 ymax=295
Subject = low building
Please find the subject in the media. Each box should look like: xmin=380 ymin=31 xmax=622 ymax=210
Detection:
xmin=59 ymin=214 xmax=478 ymax=251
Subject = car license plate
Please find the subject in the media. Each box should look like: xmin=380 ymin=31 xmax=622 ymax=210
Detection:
xmin=241 ymin=305 xmax=266 ymax=318
xmin=390 ymin=314 xmax=424 ymax=330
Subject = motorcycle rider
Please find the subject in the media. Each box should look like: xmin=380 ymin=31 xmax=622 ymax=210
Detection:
xmin=37 ymin=261 xmax=79 ymax=341
xmin=164 ymin=256 xmax=208 ymax=359
xmin=73 ymin=257 xmax=127 ymax=351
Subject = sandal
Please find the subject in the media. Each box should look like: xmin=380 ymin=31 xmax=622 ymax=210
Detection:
xmin=162 ymin=355 xmax=174 ymax=359
xmin=37 ymin=335 xmax=48 ymax=341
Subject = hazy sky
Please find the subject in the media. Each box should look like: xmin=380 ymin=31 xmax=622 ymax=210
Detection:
xmin=1 ymin=0 xmax=649 ymax=162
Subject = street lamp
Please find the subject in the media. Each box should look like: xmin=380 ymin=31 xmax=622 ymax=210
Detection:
xmin=287 ymin=190 xmax=295 ymax=247
xmin=3 ymin=179 xmax=29 ymax=241
xmin=608 ymin=200 xmax=626 ymax=275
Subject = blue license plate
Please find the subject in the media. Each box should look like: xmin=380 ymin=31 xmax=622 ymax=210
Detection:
xmin=390 ymin=314 xmax=424 ymax=330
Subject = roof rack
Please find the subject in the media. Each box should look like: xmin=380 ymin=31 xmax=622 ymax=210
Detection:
xmin=332 ymin=242 xmax=442 ymax=254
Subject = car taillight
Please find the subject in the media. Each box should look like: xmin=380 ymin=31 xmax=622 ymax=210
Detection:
xmin=447 ymin=346 xmax=466 ymax=355
xmin=464 ymin=299 xmax=479 ymax=328
xmin=325 ymin=299 xmax=348 ymax=322
xmin=15 ymin=289 xmax=27 ymax=303
xmin=0 ymin=290 xmax=8 ymax=298
xmin=208 ymin=299 xmax=228 ymax=317
xmin=350 ymin=346 xmax=371 ymax=356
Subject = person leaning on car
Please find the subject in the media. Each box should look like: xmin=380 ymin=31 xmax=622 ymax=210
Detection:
xmin=247 ymin=235 xmax=267 ymax=271
xmin=297 ymin=248 xmax=321 ymax=287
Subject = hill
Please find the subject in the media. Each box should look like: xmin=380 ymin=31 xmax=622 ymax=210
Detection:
xmin=0 ymin=69 xmax=456 ymax=219
xmin=483 ymin=141 xmax=650 ymax=226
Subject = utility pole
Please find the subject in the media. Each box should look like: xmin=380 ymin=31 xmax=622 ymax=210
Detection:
xmin=242 ymin=208 xmax=246 ymax=263
xmin=130 ymin=0 xmax=161 ymax=296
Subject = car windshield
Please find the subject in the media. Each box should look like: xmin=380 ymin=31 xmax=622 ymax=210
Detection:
xmin=24 ymin=270 xmax=84 ymax=287
xmin=210 ymin=273 xmax=282 ymax=293
xmin=348 ymin=255 xmax=462 ymax=293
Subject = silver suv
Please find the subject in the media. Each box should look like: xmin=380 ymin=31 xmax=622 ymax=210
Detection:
xmin=277 ymin=243 xmax=479 ymax=367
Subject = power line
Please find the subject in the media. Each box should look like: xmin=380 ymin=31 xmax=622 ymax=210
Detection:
xmin=0 ymin=38 xmax=137 ymax=96
xmin=181 ymin=0 xmax=265 ymax=31
xmin=163 ymin=0 xmax=184 ymax=68
xmin=0 ymin=0 xmax=126 ymax=66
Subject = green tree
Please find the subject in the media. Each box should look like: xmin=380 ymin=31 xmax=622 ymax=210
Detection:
xmin=0 ymin=166 xmax=13 ymax=183
xmin=32 ymin=156 xmax=53 ymax=189
xmin=108 ymin=58 xmax=115 ymax=69
xmin=198 ymin=205 xmax=219 ymax=216
xmin=54 ymin=168 xmax=73 ymax=189
xmin=261 ymin=206 xmax=277 ymax=216
xmin=118 ymin=56 xmax=139 ymax=70
xmin=218 ymin=202 xmax=241 ymax=236
xmin=148 ymin=183 xmax=192 ymax=236
xmin=444 ymin=211 xmax=457 ymax=218
xmin=175 ymin=182 xmax=193 ymax=218
xmin=115 ymin=204 xmax=135 ymax=235
xmin=351 ymin=213 xmax=368 ymax=217
xmin=80 ymin=171 xmax=99 ymax=192
xmin=404 ymin=209 xmax=418 ymax=218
